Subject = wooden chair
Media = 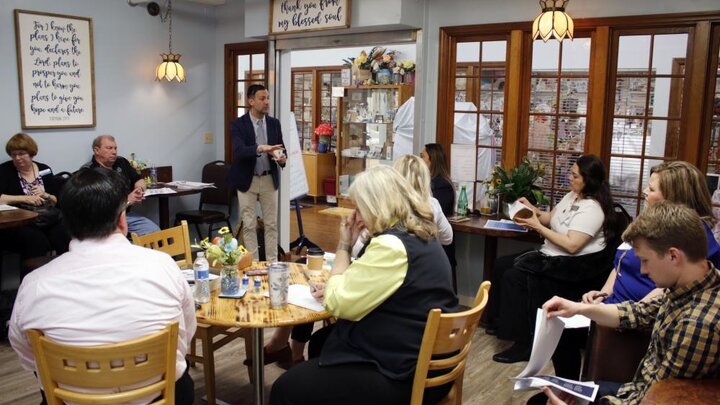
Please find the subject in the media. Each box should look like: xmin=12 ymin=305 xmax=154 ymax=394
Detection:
xmin=410 ymin=281 xmax=491 ymax=405
xmin=131 ymin=220 xmax=193 ymax=268
xmin=28 ymin=321 xmax=179 ymax=405
xmin=581 ymin=322 xmax=652 ymax=383
xmin=131 ymin=221 xmax=247 ymax=405
xmin=174 ymin=161 xmax=234 ymax=239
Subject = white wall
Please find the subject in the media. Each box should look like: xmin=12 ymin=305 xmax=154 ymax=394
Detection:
xmin=0 ymin=0 xmax=219 ymax=227
xmin=290 ymin=44 xmax=417 ymax=67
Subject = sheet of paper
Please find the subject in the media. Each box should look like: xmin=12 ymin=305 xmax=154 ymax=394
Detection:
xmin=559 ymin=314 xmax=591 ymax=329
xmin=287 ymin=284 xmax=325 ymax=312
xmin=450 ymin=144 xmax=476 ymax=181
xmin=514 ymin=375 xmax=597 ymax=403
xmin=515 ymin=309 xmax=565 ymax=378
xmin=512 ymin=309 xmax=598 ymax=402
xmin=0 ymin=204 xmax=19 ymax=211
xmin=144 ymin=187 xmax=177 ymax=197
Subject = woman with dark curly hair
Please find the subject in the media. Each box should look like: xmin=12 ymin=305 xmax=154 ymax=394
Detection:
xmin=489 ymin=155 xmax=617 ymax=364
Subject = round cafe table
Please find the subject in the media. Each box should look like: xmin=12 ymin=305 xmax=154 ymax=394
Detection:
xmin=196 ymin=261 xmax=330 ymax=405
xmin=0 ymin=208 xmax=38 ymax=230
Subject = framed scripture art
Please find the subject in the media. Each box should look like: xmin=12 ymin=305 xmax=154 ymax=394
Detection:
xmin=270 ymin=0 xmax=350 ymax=35
xmin=14 ymin=9 xmax=96 ymax=129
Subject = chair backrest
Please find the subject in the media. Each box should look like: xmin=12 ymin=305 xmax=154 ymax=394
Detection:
xmin=410 ymin=281 xmax=491 ymax=405
xmin=28 ymin=321 xmax=178 ymax=405
xmin=581 ymin=322 xmax=651 ymax=382
xmin=131 ymin=220 xmax=193 ymax=268
xmin=608 ymin=202 xmax=633 ymax=250
xmin=199 ymin=160 xmax=233 ymax=211
xmin=52 ymin=171 xmax=73 ymax=197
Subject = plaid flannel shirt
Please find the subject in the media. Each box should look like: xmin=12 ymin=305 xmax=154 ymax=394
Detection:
xmin=603 ymin=264 xmax=720 ymax=404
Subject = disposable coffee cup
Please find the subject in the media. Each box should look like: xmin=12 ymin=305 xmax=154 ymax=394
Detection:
xmin=267 ymin=262 xmax=289 ymax=309
xmin=307 ymin=247 xmax=325 ymax=272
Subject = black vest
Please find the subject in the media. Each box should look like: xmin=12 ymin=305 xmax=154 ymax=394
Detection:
xmin=319 ymin=229 xmax=459 ymax=380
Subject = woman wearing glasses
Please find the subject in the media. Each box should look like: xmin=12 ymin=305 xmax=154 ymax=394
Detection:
xmin=0 ymin=133 xmax=69 ymax=264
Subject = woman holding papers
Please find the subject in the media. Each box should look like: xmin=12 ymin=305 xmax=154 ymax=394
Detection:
xmin=270 ymin=165 xmax=458 ymax=405
xmin=539 ymin=161 xmax=720 ymax=392
xmin=488 ymin=154 xmax=617 ymax=364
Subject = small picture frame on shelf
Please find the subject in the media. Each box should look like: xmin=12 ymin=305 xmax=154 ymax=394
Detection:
xmin=374 ymin=114 xmax=384 ymax=123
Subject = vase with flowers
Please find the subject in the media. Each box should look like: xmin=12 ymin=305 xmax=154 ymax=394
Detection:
xmin=344 ymin=47 xmax=379 ymax=84
xmin=197 ymin=226 xmax=252 ymax=295
xmin=400 ymin=60 xmax=416 ymax=85
xmin=372 ymin=50 xmax=396 ymax=85
xmin=483 ymin=157 xmax=550 ymax=218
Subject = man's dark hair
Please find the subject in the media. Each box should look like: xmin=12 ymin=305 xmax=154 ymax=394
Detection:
xmin=247 ymin=84 xmax=267 ymax=99
xmin=60 ymin=168 xmax=128 ymax=240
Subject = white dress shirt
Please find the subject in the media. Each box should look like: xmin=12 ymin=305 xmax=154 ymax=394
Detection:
xmin=9 ymin=232 xmax=196 ymax=402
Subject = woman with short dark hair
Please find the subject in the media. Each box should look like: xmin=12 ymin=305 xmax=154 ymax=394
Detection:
xmin=0 ymin=133 xmax=69 ymax=263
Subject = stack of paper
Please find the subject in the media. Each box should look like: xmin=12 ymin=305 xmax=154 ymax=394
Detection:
xmin=512 ymin=309 xmax=598 ymax=402
xmin=0 ymin=204 xmax=19 ymax=211
xmin=144 ymin=187 xmax=177 ymax=197
xmin=166 ymin=181 xmax=216 ymax=190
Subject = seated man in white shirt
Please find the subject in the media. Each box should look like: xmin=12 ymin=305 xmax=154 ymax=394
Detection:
xmin=9 ymin=167 xmax=197 ymax=404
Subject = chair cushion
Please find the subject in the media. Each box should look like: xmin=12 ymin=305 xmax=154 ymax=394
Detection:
xmin=175 ymin=210 xmax=228 ymax=224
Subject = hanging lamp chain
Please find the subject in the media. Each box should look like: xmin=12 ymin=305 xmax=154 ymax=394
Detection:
xmin=159 ymin=0 xmax=173 ymax=54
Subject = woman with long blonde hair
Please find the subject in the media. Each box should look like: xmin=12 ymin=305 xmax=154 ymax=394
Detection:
xmin=394 ymin=154 xmax=453 ymax=245
xmin=271 ymin=165 xmax=458 ymax=405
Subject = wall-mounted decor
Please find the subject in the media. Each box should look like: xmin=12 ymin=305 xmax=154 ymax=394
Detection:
xmin=270 ymin=0 xmax=350 ymax=35
xmin=14 ymin=9 xmax=96 ymax=129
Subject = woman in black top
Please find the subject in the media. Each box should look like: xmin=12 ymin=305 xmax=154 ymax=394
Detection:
xmin=421 ymin=143 xmax=454 ymax=216
xmin=0 ymin=133 xmax=69 ymax=261
xmin=421 ymin=143 xmax=457 ymax=291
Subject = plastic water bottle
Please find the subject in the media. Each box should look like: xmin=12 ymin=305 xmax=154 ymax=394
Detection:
xmin=149 ymin=165 xmax=158 ymax=185
xmin=241 ymin=274 xmax=249 ymax=291
xmin=457 ymin=185 xmax=469 ymax=217
xmin=193 ymin=252 xmax=211 ymax=303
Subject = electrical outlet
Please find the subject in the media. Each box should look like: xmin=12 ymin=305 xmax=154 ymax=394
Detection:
xmin=203 ymin=132 xmax=214 ymax=144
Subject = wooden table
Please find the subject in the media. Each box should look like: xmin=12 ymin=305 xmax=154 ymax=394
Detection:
xmin=451 ymin=214 xmax=542 ymax=282
xmin=0 ymin=208 xmax=38 ymax=230
xmin=196 ymin=262 xmax=330 ymax=405
xmin=144 ymin=185 xmax=202 ymax=229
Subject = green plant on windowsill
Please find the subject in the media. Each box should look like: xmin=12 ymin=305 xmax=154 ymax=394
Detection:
xmin=485 ymin=157 xmax=551 ymax=206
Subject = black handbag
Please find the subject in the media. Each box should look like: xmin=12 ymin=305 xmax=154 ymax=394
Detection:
xmin=18 ymin=203 xmax=62 ymax=229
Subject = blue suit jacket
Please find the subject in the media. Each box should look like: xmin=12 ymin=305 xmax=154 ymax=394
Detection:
xmin=228 ymin=113 xmax=285 ymax=192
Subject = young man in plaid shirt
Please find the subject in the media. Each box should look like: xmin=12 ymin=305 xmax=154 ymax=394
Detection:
xmin=542 ymin=201 xmax=720 ymax=404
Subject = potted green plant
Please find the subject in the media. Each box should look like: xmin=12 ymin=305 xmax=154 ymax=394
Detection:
xmin=484 ymin=157 xmax=550 ymax=217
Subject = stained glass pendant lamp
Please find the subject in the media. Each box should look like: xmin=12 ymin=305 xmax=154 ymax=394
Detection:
xmin=155 ymin=0 xmax=186 ymax=82
xmin=532 ymin=0 xmax=574 ymax=43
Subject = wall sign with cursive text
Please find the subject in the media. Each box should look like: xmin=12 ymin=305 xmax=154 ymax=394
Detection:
xmin=14 ymin=10 xmax=96 ymax=129
xmin=270 ymin=0 xmax=350 ymax=35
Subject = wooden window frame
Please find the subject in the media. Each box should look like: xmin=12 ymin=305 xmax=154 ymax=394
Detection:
xmin=291 ymin=66 xmax=344 ymax=151
xmin=437 ymin=12 xmax=720 ymax=213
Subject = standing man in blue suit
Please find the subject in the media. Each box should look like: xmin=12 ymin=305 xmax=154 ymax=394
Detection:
xmin=229 ymin=84 xmax=286 ymax=262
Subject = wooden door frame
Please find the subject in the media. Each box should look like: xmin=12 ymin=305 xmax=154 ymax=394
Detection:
xmin=224 ymin=41 xmax=268 ymax=163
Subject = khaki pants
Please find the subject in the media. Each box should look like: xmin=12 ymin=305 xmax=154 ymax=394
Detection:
xmin=238 ymin=175 xmax=278 ymax=261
